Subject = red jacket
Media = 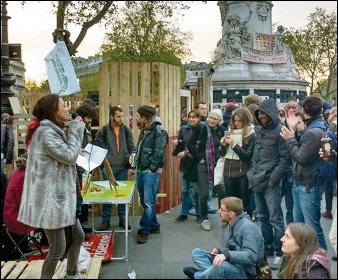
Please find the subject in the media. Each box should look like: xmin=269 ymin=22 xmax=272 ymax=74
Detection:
xmin=4 ymin=169 xmax=36 ymax=235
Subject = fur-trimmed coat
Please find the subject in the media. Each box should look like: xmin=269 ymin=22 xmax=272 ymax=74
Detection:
xmin=18 ymin=119 xmax=84 ymax=229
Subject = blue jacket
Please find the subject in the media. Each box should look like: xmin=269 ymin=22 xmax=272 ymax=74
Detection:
xmin=219 ymin=212 xmax=265 ymax=277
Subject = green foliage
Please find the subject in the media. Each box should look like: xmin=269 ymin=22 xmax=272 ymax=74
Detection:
xmin=283 ymin=8 xmax=337 ymax=102
xmin=39 ymin=80 xmax=51 ymax=93
xmin=79 ymin=74 xmax=99 ymax=94
xmin=100 ymin=1 xmax=192 ymax=85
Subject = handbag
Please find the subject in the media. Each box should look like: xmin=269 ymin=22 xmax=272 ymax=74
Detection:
xmin=255 ymin=254 xmax=272 ymax=279
xmin=172 ymin=139 xmax=185 ymax=156
xmin=214 ymin=156 xmax=225 ymax=186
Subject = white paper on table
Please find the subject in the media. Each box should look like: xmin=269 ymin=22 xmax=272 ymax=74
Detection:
xmin=91 ymin=181 xmax=127 ymax=188
xmin=76 ymin=144 xmax=108 ymax=172
xmin=44 ymin=40 xmax=81 ymax=96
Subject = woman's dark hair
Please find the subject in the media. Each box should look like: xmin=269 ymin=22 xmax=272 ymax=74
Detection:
xmin=26 ymin=94 xmax=62 ymax=146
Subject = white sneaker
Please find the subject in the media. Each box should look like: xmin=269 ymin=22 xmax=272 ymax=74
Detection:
xmin=64 ymin=272 xmax=86 ymax=279
xmin=202 ymin=219 xmax=212 ymax=231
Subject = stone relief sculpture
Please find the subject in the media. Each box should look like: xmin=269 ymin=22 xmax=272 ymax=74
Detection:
xmin=218 ymin=1 xmax=229 ymax=26
xmin=256 ymin=1 xmax=270 ymax=21
xmin=219 ymin=2 xmax=252 ymax=60
xmin=273 ymin=25 xmax=295 ymax=64
xmin=274 ymin=25 xmax=284 ymax=51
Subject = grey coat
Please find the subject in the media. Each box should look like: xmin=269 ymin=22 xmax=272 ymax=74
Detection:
xmin=18 ymin=119 xmax=84 ymax=229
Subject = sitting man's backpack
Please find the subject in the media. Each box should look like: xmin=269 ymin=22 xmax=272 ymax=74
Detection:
xmin=255 ymin=254 xmax=272 ymax=279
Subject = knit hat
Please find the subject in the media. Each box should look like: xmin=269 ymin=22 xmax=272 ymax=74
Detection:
xmin=1 ymin=113 xmax=10 ymax=122
xmin=209 ymin=108 xmax=223 ymax=123
xmin=137 ymin=105 xmax=156 ymax=120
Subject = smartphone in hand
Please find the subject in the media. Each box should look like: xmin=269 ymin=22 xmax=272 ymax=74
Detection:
xmin=224 ymin=131 xmax=230 ymax=137
xmin=208 ymin=252 xmax=217 ymax=258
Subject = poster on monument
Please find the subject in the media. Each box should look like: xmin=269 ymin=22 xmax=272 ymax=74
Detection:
xmin=44 ymin=40 xmax=81 ymax=96
xmin=241 ymin=46 xmax=287 ymax=64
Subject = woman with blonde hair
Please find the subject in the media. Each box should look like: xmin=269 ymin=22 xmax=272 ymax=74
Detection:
xmin=327 ymin=106 xmax=337 ymax=135
xmin=278 ymin=223 xmax=331 ymax=279
xmin=220 ymin=107 xmax=255 ymax=217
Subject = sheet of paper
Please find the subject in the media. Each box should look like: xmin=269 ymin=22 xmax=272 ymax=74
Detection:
xmin=76 ymin=144 xmax=108 ymax=172
xmin=91 ymin=181 xmax=127 ymax=188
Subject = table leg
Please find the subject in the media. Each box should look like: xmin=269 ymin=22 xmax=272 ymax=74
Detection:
xmin=125 ymin=203 xmax=129 ymax=262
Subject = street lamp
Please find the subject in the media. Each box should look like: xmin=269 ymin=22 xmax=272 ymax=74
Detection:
xmin=1 ymin=0 xmax=15 ymax=115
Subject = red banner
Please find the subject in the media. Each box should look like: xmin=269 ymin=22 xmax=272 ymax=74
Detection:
xmin=26 ymin=231 xmax=114 ymax=263
xmin=82 ymin=232 xmax=114 ymax=263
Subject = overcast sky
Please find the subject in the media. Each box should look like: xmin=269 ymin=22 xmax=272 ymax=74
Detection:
xmin=5 ymin=1 xmax=337 ymax=82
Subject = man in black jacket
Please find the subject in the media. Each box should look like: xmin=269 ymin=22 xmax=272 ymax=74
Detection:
xmin=135 ymin=105 xmax=168 ymax=244
xmin=280 ymin=96 xmax=329 ymax=251
xmin=247 ymin=98 xmax=291 ymax=270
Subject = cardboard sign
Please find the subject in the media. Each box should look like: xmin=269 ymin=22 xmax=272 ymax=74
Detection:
xmin=44 ymin=41 xmax=81 ymax=96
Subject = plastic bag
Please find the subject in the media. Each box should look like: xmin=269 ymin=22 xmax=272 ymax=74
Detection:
xmin=78 ymin=245 xmax=91 ymax=273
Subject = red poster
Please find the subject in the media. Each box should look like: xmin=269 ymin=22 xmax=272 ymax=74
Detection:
xmin=26 ymin=231 xmax=114 ymax=263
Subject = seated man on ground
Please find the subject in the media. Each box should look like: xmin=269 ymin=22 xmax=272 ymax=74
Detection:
xmin=183 ymin=197 xmax=265 ymax=279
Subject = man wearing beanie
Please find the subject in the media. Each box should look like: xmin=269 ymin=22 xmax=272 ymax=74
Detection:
xmin=135 ymin=105 xmax=168 ymax=244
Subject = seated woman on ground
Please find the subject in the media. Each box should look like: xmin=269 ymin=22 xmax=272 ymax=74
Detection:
xmin=278 ymin=223 xmax=331 ymax=279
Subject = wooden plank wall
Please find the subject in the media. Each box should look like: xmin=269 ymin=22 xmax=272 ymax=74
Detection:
xmin=18 ymin=92 xmax=84 ymax=114
xmin=98 ymin=62 xmax=181 ymax=212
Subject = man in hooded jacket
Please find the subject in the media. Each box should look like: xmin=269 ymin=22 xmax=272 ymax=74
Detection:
xmin=247 ymin=98 xmax=291 ymax=269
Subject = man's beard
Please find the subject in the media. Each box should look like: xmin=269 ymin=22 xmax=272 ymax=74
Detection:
xmin=137 ymin=120 xmax=148 ymax=131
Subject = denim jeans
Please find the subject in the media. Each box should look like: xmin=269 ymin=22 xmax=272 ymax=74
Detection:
xmin=323 ymin=180 xmax=334 ymax=212
xmin=180 ymin=171 xmax=200 ymax=216
xmin=101 ymin=168 xmax=128 ymax=222
xmin=254 ymin=185 xmax=285 ymax=256
xmin=137 ymin=171 xmax=161 ymax=234
xmin=282 ymin=170 xmax=294 ymax=225
xmin=191 ymin=248 xmax=248 ymax=279
xmin=292 ymin=181 xmax=327 ymax=250
xmin=1 ymin=153 xmax=5 ymax=176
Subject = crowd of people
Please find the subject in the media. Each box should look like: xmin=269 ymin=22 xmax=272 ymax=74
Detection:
xmin=1 ymin=96 xmax=168 ymax=278
xmin=177 ymin=94 xmax=336 ymax=278
xmin=1 ymin=93 xmax=336 ymax=279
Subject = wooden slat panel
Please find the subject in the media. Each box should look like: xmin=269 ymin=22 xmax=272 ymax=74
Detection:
xmin=1 ymin=261 xmax=17 ymax=279
xmin=1 ymin=258 xmax=101 ymax=279
xmin=97 ymin=61 xmax=181 ymax=214
xmin=130 ymin=63 xmax=140 ymax=139
xmin=98 ymin=62 xmax=110 ymax=127
xmin=18 ymin=260 xmax=44 ymax=279
xmin=139 ymin=63 xmax=151 ymax=105
xmin=85 ymin=257 xmax=102 ymax=279
xmin=119 ymin=62 xmax=131 ymax=125
xmin=110 ymin=62 xmax=119 ymax=112
xmin=6 ymin=261 xmax=28 ymax=279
